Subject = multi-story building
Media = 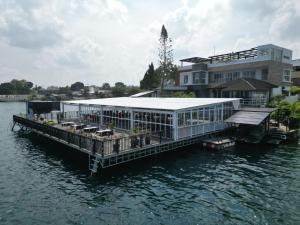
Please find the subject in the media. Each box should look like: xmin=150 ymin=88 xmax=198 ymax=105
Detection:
xmin=292 ymin=59 xmax=300 ymax=86
xmin=178 ymin=44 xmax=293 ymax=105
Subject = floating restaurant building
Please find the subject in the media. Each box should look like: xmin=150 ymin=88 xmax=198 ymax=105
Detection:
xmin=13 ymin=97 xmax=240 ymax=173
xmin=63 ymin=97 xmax=240 ymax=140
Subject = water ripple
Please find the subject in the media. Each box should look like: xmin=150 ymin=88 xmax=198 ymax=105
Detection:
xmin=1 ymin=102 xmax=300 ymax=225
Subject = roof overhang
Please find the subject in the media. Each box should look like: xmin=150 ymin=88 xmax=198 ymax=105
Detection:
xmin=180 ymin=57 xmax=210 ymax=63
xmin=225 ymin=111 xmax=270 ymax=125
xmin=63 ymin=97 xmax=240 ymax=111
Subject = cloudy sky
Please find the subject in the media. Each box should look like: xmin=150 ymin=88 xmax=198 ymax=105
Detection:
xmin=0 ymin=0 xmax=299 ymax=87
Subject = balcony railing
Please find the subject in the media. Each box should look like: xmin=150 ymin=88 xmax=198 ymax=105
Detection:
xmin=240 ymin=97 xmax=268 ymax=106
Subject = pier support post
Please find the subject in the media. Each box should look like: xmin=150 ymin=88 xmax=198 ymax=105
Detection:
xmin=11 ymin=121 xmax=16 ymax=131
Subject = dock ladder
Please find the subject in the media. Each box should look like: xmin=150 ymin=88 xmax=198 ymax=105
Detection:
xmin=89 ymin=153 xmax=100 ymax=174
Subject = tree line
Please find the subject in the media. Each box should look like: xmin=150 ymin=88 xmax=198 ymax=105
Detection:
xmin=0 ymin=79 xmax=33 ymax=95
xmin=0 ymin=79 xmax=140 ymax=98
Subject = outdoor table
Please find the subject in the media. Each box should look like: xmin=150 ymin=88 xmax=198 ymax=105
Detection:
xmin=96 ymin=129 xmax=113 ymax=136
xmin=71 ymin=124 xmax=86 ymax=130
xmin=83 ymin=127 xmax=99 ymax=133
xmin=61 ymin=122 xmax=75 ymax=127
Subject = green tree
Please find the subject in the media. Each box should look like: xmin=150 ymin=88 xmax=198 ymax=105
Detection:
xmin=291 ymin=86 xmax=300 ymax=95
xmin=112 ymin=82 xmax=126 ymax=97
xmin=174 ymin=91 xmax=196 ymax=98
xmin=276 ymin=101 xmax=292 ymax=122
xmin=155 ymin=64 xmax=178 ymax=85
xmin=267 ymin=94 xmax=285 ymax=108
xmin=127 ymin=86 xmax=141 ymax=96
xmin=102 ymin=83 xmax=111 ymax=90
xmin=158 ymin=25 xmax=174 ymax=93
xmin=0 ymin=82 xmax=14 ymax=94
xmin=70 ymin=82 xmax=84 ymax=91
xmin=290 ymin=101 xmax=300 ymax=128
xmin=58 ymin=86 xmax=72 ymax=96
xmin=140 ymin=63 xmax=160 ymax=90
xmin=0 ymin=79 xmax=34 ymax=94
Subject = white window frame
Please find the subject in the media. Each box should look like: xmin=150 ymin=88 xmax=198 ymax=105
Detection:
xmin=184 ymin=75 xmax=189 ymax=84
xmin=282 ymin=69 xmax=291 ymax=82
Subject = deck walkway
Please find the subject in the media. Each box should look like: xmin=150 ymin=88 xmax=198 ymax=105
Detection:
xmin=12 ymin=115 xmax=217 ymax=173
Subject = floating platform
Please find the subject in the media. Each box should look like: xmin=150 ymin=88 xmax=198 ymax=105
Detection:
xmin=12 ymin=115 xmax=228 ymax=174
xmin=12 ymin=98 xmax=242 ymax=174
xmin=202 ymin=138 xmax=235 ymax=150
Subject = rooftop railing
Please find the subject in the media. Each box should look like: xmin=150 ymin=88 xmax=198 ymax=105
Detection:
xmin=13 ymin=115 xmax=168 ymax=157
xmin=240 ymin=97 xmax=268 ymax=107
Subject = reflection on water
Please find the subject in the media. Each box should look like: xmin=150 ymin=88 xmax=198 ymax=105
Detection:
xmin=0 ymin=102 xmax=300 ymax=225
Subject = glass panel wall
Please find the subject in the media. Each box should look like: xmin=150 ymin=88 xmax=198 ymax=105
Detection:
xmin=133 ymin=110 xmax=173 ymax=139
xmin=103 ymin=108 xmax=131 ymax=130
xmin=176 ymin=103 xmax=230 ymax=139
xmin=101 ymin=107 xmax=173 ymax=139
xmin=223 ymin=102 xmax=234 ymax=120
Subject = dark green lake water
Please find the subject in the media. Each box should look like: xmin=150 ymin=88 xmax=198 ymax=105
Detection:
xmin=1 ymin=102 xmax=300 ymax=225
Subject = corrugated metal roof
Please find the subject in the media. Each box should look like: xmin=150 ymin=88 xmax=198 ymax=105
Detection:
xmin=64 ymin=97 xmax=239 ymax=111
xmin=225 ymin=111 xmax=270 ymax=125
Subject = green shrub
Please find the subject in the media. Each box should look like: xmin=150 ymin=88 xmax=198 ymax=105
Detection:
xmin=291 ymin=86 xmax=300 ymax=95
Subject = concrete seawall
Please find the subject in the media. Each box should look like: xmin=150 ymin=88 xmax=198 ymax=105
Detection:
xmin=0 ymin=95 xmax=30 ymax=102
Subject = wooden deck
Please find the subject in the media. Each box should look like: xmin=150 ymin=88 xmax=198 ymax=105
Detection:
xmin=12 ymin=115 xmax=223 ymax=173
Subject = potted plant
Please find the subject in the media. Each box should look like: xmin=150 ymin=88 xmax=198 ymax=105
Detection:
xmin=108 ymin=122 xmax=115 ymax=130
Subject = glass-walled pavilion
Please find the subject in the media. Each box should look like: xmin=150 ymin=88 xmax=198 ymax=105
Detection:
xmin=63 ymin=97 xmax=240 ymax=140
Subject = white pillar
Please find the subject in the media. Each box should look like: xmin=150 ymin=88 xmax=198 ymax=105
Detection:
xmin=78 ymin=104 xmax=82 ymax=120
xmin=100 ymin=106 xmax=103 ymax=129
xmin=130 ymin=109 xmax=134 ymax=131
xmin=190 ymin=110 xmax=193 ymax=137
xmin=173 ymin=111 xmax=178 ymax=140
xmin=26 ymin=101 xmax=29 ymax=119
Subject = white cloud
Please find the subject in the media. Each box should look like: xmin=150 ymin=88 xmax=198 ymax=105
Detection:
xmin=0 ymin=0 xmax=299 ymax=87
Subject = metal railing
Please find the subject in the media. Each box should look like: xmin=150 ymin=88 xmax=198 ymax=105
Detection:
xmin=13 ymin=115 xmax=165 ymax=157
xmin=240 ymin=97 xmax=268 ymax=106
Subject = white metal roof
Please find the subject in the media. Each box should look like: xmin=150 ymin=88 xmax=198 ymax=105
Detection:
xmin=64 ymin=97 xmax=239 ymax=111
xmin=130 ymin=91 xmax=155 ymax=97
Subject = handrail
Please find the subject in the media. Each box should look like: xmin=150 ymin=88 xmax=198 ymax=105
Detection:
xmin=13 ymin=115 xmax=165 ymax=156
xmin=240 ymin=97 xmax=267 ymax=106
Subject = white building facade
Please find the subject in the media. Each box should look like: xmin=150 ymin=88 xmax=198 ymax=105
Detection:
xmin=179 ymin=44 xmax=293 ymax=101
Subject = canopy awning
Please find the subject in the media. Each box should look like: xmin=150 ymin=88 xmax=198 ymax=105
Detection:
xmin=225 ymin=111 xmax=270 ymax=125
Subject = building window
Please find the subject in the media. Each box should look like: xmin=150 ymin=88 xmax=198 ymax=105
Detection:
xmin=242 ymin=71 xmax=256 ymax=79
xmin=193 ymin=71 xmax=206 ymax=84
xmin=233 ymin=72 xmax=240 ymax=80
xmin=271 ymin=48 xmax=283 ymax=62
xmin=184 ymin=75 xmax=189 ymax=84
xmin=210 ymin=73 xmax=224 ymax=83
xmin=261 ymin=68 xmax=268 ymax=80
xmin=259 ymin=48 xmax=269 ymax=56
xmin=283 ymin=70 xmax=291 ymax=82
